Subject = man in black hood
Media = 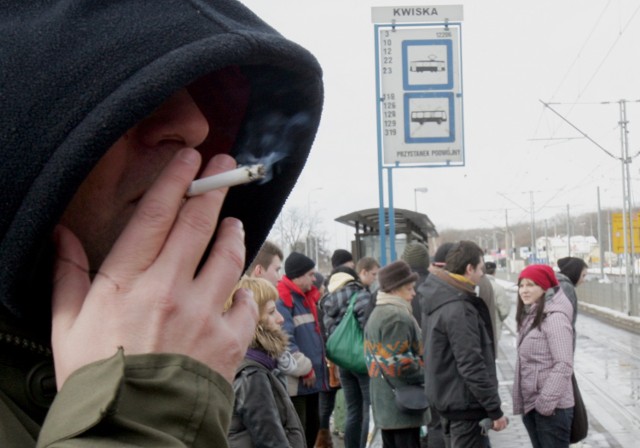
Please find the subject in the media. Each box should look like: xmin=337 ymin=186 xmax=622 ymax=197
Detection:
xmin=0 ymin=1 xmax=323 ymax=446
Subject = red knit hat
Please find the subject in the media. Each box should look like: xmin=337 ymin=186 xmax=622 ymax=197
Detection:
xmin=518 ymin=264 xmax=558 ymax=291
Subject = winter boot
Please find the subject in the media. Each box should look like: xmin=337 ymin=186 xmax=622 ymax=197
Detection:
xmin=314 ymin=428 xmax=334 ymax=448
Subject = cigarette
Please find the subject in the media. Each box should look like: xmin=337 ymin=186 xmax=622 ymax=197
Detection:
xmin=186 ymin=164 xmax=266 ymax=197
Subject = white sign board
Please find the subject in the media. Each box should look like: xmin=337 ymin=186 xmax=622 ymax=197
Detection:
xmin=372 ymin=5 xmax=463 ymax=23
xmin=376 ymin=23 xmax=464 ymax=166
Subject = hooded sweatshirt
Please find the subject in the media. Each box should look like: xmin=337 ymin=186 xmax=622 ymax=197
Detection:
xmin=0 ymin=1 xmax=323 ymax=446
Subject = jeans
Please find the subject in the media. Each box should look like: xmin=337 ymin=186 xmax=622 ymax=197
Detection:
xmin=339 ymin=367 xmax=370 ymax=448
xmin=441 ymin=417 xmax=491 ymax=448
xmin=318 ymin=388 xmax=337 ymax=429
xmin=522 ymin=408 xmax=573 ymax=448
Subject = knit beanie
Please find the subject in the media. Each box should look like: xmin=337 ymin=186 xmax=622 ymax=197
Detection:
xmin=378 ymin=260 xmax=419 ymax=293
xmin=518 ymin=264 xmax=559 ymax=291
xmin=331 ymin=249 xmax=353 ymax=268
xmin=557 ymin=257 xmax=588 ymax=286
xmin=402 ymin=242 xmax=430 ymax=271
xmin=485 ymin=261 xmax=497 ymax=275
xmin=433 ymin=242 xmax=455 ymax=266
xmin=284 ymin=252 xmax=315 ymax=279
xmin=312 ymin=272 xmax=325 ymax=289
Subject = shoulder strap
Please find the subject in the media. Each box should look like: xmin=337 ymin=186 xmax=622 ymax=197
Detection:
xmin=346 ymin=291 xmax=359 ymax=310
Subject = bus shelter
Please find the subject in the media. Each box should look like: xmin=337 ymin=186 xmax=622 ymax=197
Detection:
xmin=335 ymin=207 xmax=438 ymax=261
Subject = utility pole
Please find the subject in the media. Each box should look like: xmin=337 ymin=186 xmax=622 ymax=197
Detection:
xmin=597 ymin=187 xmax=605 ymax=279
xmin=619 ymin=100 xmax=634 ymax=314
xmin=566 ymin=204 xmax=571 ymax=257
xmin=505 ymin=209 xmax=511 ymax=279
xmin=530 ymin=191 xmax=536 ymax=260
xmin=544 ymin=219 xmax=549 ymax=263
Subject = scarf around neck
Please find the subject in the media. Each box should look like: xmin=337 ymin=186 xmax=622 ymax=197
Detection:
xmin=246 ymin=348 xmax=278 ymax=370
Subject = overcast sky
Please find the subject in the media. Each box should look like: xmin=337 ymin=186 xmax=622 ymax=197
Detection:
xmin=239 ymin=0 xmax=640 ymax=249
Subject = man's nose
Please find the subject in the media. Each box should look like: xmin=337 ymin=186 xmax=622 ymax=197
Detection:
xmin=134 ymin=88 xmax=210 ymax=149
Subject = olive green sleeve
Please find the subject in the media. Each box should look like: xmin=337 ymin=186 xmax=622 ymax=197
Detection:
xmin=37 ymin=349 xmax=233 ymax=447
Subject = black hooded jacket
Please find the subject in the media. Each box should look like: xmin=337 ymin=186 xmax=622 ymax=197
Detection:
xmin=0 ymin=1 xmax=322 ymax=445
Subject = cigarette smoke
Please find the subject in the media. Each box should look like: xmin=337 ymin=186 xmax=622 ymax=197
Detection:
xmin=235 ymin=111 xmax=312 ymax=184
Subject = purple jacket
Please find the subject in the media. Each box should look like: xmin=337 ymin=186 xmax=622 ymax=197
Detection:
xmin=513 ymin=287 xmax=574 ymax=416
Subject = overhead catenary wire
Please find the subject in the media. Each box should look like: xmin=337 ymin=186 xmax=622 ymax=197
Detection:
xmin=539 ymin=100 xmax=619 ymax=160
xmin=532 ymin=1 xmax=640 ymax=142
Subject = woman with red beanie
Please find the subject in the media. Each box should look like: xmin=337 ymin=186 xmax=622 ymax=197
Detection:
xmin=513 ymin=264 xmax=575 ymax=448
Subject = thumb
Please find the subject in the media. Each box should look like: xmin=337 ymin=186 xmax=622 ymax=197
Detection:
xmin=51 ymin=225 xmax=91 ymax=345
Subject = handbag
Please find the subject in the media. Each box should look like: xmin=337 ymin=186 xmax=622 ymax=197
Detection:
xmin=326 ymin=292 xmax=368 ymax=374
xmin=570 ymin=373 xmax=588 ymax=443
xmin=371 ymin=352 xmax=429 ymax=414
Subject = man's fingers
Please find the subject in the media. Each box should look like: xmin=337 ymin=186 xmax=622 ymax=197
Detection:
xmin=101 ymin=148 xmax=201 ymax=274
xmin=51 ymin=225 xmax=91 ymax=343
xmin=158 ymin=154 xmax=236 ymax=277
xmin=194 ymin=217 xmax=246 ymax=306
xmin=212 ymin=288 xmax=258 ymax=382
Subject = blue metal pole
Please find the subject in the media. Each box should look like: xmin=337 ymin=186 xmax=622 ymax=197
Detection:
xmin=388 ymin=167 xmax=396 ymax=262
xmin=374 ymin=24 xmax=387 ymax=265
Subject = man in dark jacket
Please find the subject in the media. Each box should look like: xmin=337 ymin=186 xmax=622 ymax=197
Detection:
xmin=0 ymin=1 xmax=323 ymax=446
xmin=420 ymin=241 xmax=508 ymax=447
xmin=277 ymin=252 xmax=327 ymax=447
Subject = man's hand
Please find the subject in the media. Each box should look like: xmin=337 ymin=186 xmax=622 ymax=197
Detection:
xmin=51 ymin=150 xmax=258 ymax=387
xmin=492 ymin=416 xmax=509 ymax=432
xmin=302 ymin=369 xmax=316 ymax=388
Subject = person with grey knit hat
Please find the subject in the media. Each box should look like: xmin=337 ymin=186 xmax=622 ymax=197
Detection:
xmin=415 ymin=242 xmax=455 ymax=448
xmin=402 ymin=242 xmax=430 ymax=330
xmin=364 ymin=260 xmax=425 ymax=448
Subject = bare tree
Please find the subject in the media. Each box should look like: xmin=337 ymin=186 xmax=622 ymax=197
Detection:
xmin=268 ymin=206 xmax=327 ymax=258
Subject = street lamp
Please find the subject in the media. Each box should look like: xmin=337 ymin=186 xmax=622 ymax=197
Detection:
xmin=306 ymin=187 xmax=323 ymax=258
xmin=414 ymin=187 xmax=429 ymax=212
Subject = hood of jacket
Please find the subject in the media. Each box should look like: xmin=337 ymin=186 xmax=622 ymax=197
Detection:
xmin=328 ymin=272 xmax=356 ymax=293
xmin=420 ymin=266 xmax=475 ymax=315
xmin=542 ymin=287 xmax=574 ymax=321
xmin=250 ymin=323 xmax=289 ymax=359
xmin=0 ymin=0 xmax=323 ymax=340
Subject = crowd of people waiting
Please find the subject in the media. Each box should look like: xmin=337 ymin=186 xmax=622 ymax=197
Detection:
xmin=228 ymin=240 xmax=588 ymax=448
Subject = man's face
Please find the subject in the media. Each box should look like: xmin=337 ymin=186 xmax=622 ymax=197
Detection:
xmin=258 ymin=256 xmax=282 ymax=287
xmin=293 ymin=269 xmax=316 ymax=293
xmin=467 ymin=258 xmax=485 ymax=285
xmin=359 ymin=266 xmax=379 ymax=287
xmin=59 ymin=89 xmax=210 ymax=270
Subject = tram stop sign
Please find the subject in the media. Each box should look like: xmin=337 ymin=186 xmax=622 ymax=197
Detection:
xmin=372 ymin=5 xmax=464 ymax=167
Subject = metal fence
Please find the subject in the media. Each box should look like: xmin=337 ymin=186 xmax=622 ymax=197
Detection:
xmin=577 ymin=277 xmax=640 ymax=316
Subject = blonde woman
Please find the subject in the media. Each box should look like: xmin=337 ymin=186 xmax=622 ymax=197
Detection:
xmin=227 ymin=277 xmax=307 ymax=447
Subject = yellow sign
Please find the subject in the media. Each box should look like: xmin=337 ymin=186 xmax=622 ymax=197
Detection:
xmin=611 ymin=212 xmax=640 ymax=254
